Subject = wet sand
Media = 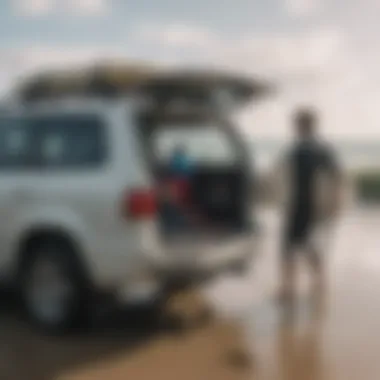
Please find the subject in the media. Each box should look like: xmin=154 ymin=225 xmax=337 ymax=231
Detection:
xmin=1 ymin=207 xmax=380 ymax=380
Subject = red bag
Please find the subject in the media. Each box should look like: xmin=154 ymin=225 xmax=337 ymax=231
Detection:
xmin=169 ymin=178 xmax=191 ymax=205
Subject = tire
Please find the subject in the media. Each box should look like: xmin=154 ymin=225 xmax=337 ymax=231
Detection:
xmin=18 ymin=237 xmax=91 ymax=334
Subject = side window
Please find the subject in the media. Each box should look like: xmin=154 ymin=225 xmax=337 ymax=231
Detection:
xmin=0 ymin=118 xmax=33 ymax=169
xmin=33 ymin=115 xmax=107 ymax=169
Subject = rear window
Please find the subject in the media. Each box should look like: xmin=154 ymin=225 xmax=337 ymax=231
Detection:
xmin=152 ymin=122 xmax=238 ymax=165
xmin=32 ymin=115 xmax=107 ymax=169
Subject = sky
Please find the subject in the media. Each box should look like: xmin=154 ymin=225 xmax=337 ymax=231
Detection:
xmin=1 ymin=0 xmax=380 ymax=140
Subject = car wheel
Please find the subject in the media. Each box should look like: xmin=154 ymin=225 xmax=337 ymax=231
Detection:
xmin=18 ymin=238 xmax=90 ymax=334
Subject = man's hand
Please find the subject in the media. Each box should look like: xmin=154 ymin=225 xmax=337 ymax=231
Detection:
xmin=320 ymin=177 xmax=345 ymax=220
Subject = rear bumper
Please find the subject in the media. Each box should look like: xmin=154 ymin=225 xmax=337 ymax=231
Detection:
xmin=117 ymin=238 xmax=256 ymax=304
xmin=145 ymin=233 xmax=259 ymax=279
xmin=115 ymin=232 xmax=261 ymax=304
xmin=154 ymin=254 xmax=251 ymax=293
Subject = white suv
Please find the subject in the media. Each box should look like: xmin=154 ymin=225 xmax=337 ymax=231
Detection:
xmin=0 ymin=70 xmax=265 ymax=332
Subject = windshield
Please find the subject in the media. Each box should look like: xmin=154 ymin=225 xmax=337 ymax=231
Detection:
xmin=152 ymin=122 xmax=238 ymax=165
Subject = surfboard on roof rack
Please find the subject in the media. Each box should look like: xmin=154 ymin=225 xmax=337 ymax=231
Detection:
xmin=18 ymin=63 xmax=156 ymax=101
xmin=17 ymin=62 xmax=274 ymax=111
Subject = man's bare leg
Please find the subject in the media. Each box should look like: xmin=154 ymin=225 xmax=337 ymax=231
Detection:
xmin=307 ymin=244 xmax=325 ymax=296
xmin=279 ymin=248 xmax=297 ymax=303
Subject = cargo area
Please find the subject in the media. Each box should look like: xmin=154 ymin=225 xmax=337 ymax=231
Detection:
xmin=137 ymin=110 xmax=254 ymax=239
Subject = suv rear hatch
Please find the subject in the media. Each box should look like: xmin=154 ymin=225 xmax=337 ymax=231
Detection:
xmin=132 ymin=71 xmax=270 ymax=255
xmin=137 ymin=111 xmax=253 ymax=238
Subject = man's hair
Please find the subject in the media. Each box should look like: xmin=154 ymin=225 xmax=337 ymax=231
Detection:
xmin=293 ymin=108 xmax=317 ymax=137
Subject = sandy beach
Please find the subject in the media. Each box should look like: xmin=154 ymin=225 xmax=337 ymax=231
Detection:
xmin=1 ymin=207 xmax=380 ymax=380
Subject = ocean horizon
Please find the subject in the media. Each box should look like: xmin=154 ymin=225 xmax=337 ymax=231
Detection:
xmin=249 ymin=139 xmax=380 ymax=172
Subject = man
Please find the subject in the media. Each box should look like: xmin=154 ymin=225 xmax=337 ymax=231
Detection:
xmin=271 ymin=108 xmax=344 ymax=301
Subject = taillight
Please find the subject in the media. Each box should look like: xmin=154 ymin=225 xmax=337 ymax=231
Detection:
xmin=125 ymin=188 xmax=157 ymax=219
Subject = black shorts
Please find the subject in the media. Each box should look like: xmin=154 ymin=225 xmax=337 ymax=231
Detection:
xmin=282 ymin=207 xmax=315 ymax=258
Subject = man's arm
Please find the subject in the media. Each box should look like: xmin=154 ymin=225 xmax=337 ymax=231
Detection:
xmin=320 ymin=146 xmax=346 ymax=216
xmin=265 ymin=149 xmax=290 ymax=207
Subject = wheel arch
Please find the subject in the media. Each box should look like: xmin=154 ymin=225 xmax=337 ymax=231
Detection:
xmin=14 ymin=226 xmax=93 ymax=286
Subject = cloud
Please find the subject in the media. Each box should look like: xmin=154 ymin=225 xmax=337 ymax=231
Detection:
xmin=135 ymin=23 xmax=345 ymax=85
xmin=19 ymin=46 xmax=125 ymax=70
xmin=68 ymin=0 xmax=108 ymax=15
xmin=135 ymin=23 xmax=219 ymax=49
xmin=284 ymin=0 xmax=322 ymax=17
xmin=14 ymin=0 xmax=109 ymax=16
xmin=14 ymin=0 xmax=55 ymax=16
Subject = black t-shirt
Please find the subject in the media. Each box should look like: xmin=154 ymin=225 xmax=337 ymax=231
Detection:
xmin=288 ymin=139 xmax=340 ymax=214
